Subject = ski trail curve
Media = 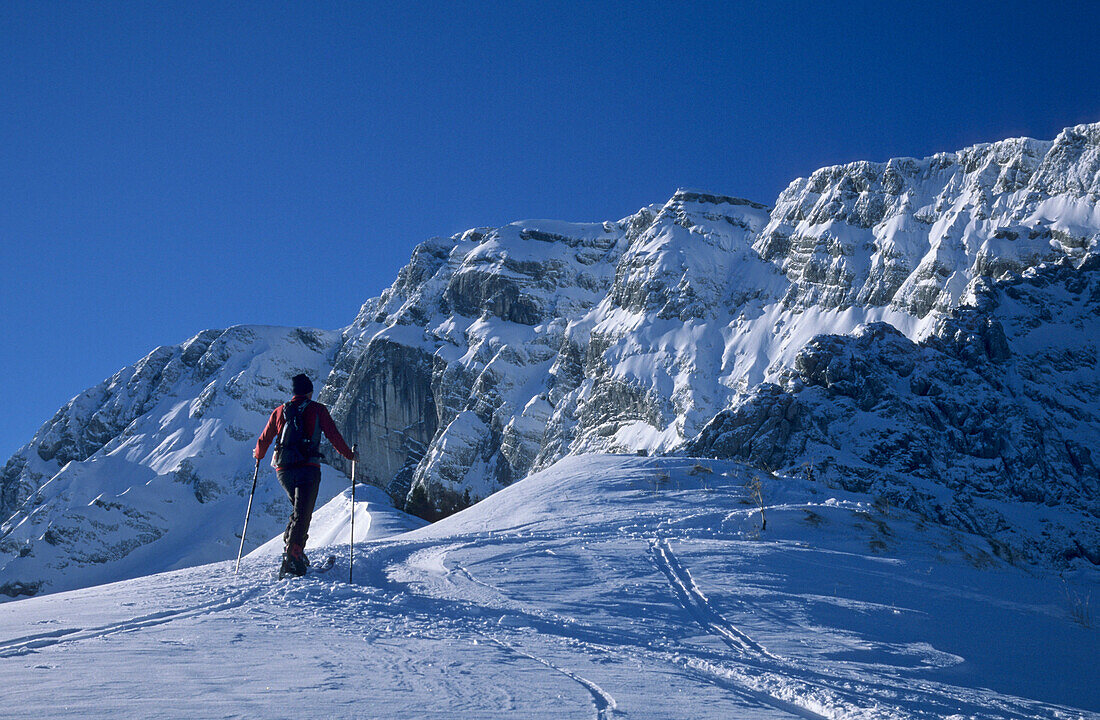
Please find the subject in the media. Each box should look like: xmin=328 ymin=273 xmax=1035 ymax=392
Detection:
xmin=0 ymin=586 xmax=261 ymax=657
xmin=481 ymin=634 xmax=617 ymax=720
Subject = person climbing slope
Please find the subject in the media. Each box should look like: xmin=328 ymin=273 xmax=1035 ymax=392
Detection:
xmin=254 ymin=373 xmax=357 ymax=577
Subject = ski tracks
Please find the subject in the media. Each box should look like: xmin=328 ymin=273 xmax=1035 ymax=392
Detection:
xmin=480 ymin=633 xmax=617 ymax=720
xmin=650 ymin=537 xmax=777 ymax=660
xmin=649 ymin=537 xmax=843 ymax=720
xmin=360 ymin=538 xmax=620 ymax=719
xmin=649 ymin=536 xmax=1070 ymax=720
xmin=0 ymin=586 xmax=262 ymax=658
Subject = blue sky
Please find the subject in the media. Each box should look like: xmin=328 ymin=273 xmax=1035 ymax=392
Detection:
xmin=2 ymin=0 xmax=1099 ymax=461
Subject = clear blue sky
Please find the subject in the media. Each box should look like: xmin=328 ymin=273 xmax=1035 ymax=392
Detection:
xmin=2 ymin=0 xmax=1098 ymax=461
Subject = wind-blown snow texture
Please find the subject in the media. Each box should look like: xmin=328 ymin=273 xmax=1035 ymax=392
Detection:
xmin=2 ymin=456 xmax=1096 ymax=718
xmin=2 ymin=122 xmax=1099 ymax=598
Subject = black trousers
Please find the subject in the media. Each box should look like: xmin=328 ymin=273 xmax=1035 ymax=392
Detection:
xmin=277 ymin=465 xmax=321 ymax=551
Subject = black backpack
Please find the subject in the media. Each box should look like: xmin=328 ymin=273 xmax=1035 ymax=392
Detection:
xmin=273 ymin=400 xmax=322 ymax=466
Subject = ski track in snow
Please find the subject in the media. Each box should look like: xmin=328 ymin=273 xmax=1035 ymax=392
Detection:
xmin=643 ymin=536 xmax=1082 ymax=720
xmin=649 ymin=536 xmax=846 ymax=719
xmin=358 ymin=522 xmax=1092 ymax=720
xmin=480 ymin=633 xmax=618 ymax=720
xmin=372 ymin=534 xmax=1049 ymax=720
xmin=3 ymin=456 xmax=1097 ymax=719
xmin=0 ymin=585 xmax=262 ymax=658
xmin=650 ymin=536 xmax=776 ymax=659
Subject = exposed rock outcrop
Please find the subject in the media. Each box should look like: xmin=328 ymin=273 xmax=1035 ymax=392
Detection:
xmin=684 ymin=256 xmax=1100 ymax=564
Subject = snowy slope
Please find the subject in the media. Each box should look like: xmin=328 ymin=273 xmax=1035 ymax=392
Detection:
xmin=2 ymin=455 xmax=1096 ymax=719
xmin=0 ymin=326 xmax=344 ymax=598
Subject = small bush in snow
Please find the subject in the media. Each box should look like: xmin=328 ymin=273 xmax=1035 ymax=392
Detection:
xmin=744 ymin=475 xmax=767 ymax=532
xmin=1061 ymin=576 xmax=1092 ymax=628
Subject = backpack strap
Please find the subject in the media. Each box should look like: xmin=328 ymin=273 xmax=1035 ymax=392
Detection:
xmin=275 ymin=401 xmax=301 ymax=447
xmin=307 ymin=402 xmax=322 ymax=451
xmin=275 ymin=403 xmax=287 ymax=449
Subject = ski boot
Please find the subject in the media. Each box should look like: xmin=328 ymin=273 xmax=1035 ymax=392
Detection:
xmin=279 ymin=544 xmax=309 ymax=578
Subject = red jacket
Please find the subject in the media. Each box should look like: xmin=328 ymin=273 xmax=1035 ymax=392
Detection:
xmin=254 ymin=395 xmax=355 ymax=468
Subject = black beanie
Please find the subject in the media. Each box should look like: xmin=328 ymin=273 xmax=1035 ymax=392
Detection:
xmin=291 ymin=374 xmax=313 ymax=396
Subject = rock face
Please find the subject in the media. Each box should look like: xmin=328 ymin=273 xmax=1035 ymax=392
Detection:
xmin=684 ymin=256 xmax=1100 ymax=564
xmin=758 ymin=124 xmax=1100 ymax=315
xmin=327 ymin=124 xmax=1098 ymax=534
xmin=321 ymin=219 xmax=633 ymax=508
xmin=0 ymin=326 xmax=342 ymax=598
xmin=3 ymin=122 xmax=1099 ymax=597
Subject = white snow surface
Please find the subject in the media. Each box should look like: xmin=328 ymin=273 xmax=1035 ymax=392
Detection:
xmin=3 ymin=455 xmax=1096 ymax=719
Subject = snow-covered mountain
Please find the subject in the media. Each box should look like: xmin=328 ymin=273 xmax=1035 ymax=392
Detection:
xmin=322 ymin=123 xmax=1099 ymax=551
xmin=2 ymin=122 xmax=1098 ymax=598
xmin=0 ymin=326 xmax=345 ymax=597
xmin=686 ymin=255 xmax=1100 ymax=564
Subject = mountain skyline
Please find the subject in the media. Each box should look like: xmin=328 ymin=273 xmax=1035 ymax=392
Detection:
xmin=5 ymin=0 xmax=1100 ymax=462
xmin=6 ymin=118 xmax=1097 ymax=463
xmin=3 ymin=121 xmax=1097 ymax=599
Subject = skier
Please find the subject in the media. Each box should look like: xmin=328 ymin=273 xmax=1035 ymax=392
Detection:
xmin=254 ymin=373 xmax=357 ymax=577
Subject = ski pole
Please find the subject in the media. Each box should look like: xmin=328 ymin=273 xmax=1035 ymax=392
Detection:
xmin=350 ymin=443 xmax=358 ymax=584
xmin=235 ymin=458 xmax=261 ymax=575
